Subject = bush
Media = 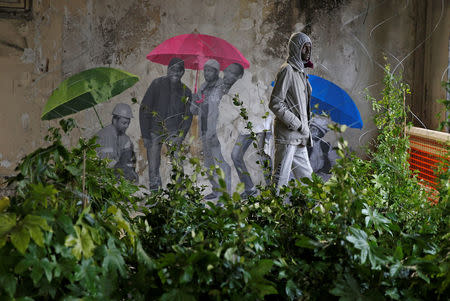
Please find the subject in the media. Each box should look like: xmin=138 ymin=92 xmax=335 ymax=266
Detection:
xmin=0 ymin=66 xmax=448 ymax=300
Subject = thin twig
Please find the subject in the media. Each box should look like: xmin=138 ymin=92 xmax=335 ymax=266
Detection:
xmin=403 ymin=90 xmax=406 ymax=138
xmin=82 ymin=149 xmax=87 ymax=208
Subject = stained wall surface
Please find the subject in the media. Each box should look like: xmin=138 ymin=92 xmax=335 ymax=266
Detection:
xmin=1 ymin=0 xmax=448 ymax=191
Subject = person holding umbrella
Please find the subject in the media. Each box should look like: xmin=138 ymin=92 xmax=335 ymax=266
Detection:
xmin=192 ymin=59 xmax=231 ymax=200
xmin=269 ymin=32 xmax=314 ymax=189
xmin=144 ymin=34 xmax=251 ymax=195
xmin=139 ymin=58 xmax=193 ymax=191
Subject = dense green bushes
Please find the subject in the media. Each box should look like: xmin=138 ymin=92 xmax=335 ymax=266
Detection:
xmin=0 ymin=66 xmax=448 ymax=300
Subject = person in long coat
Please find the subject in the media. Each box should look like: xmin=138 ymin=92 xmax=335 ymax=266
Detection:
xmin=139 ymin=58 xmax=192 ymax=190
xmin=269 ymin=32 xmax=314 ymax=189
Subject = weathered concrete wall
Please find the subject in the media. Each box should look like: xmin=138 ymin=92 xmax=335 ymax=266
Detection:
xmin=423 ymin=0 xmax=449 ymax=130
xmin=410 ymin=0 xmax=449 ymax=130
xmin=1 ymin=0 xmax=448 ymax=191
xmin=0 ymin=0 xmax=65 ymax=178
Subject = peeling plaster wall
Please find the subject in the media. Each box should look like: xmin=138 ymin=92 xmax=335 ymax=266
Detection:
xmin=422 ymin=0 xmax=450 ymax=129
xmin=1 ymin=0 xmax=447 ymax=191
xmin=305 ymin=0 xmax=421 ymax=150
xmin=0 ymin=0 xmax=66 ymax=179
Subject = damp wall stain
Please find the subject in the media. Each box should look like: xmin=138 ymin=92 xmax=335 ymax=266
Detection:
xmin=298 ymin=0 xmax=349 ymax=34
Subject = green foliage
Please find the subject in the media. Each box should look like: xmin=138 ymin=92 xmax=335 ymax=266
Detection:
xmin=0 ymin=65 xmax=448 ymax=300
xmin=0 ymin=119 xmax=143 ymax=299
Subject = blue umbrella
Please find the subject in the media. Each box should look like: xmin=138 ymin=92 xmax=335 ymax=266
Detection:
xmin=308 ymin=75 xmax=363 ymax=129
xmin=271 ymin=75 xmax=363 ymax=129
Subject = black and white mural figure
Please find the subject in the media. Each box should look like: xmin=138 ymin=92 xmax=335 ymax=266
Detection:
xmin=224 ymin=63 xmax=272 ymax=198
xmin=222 ymin=63 xmax=244 ymax=93
xmin=139 ymin=58 xmax=193 ymax=191
xmin=308 ymin=116 xmax=338 ymax=182
xmin=191 ymin=59 xmax=231 ymax=200
xmin=269 ymin=32 xmax=314 ymax=188
xmin=95 ymin=103 xmax=138 ymax=183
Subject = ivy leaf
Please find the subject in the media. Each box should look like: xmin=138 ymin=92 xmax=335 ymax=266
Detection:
xmin=57 ymin=215 xmax=75 ymax=235
xmin=22 ymin=214 xmax=49 ymax=248
xmin=285 ymin=279 xmax=302 ymax=300
xmin=86 ymin=225 xmax=101 ymax=245
xmin=346 ymin=227 xmax=386 ymax=268
xmin=0 ymin=213 xmax=16 ymax=236
xmin=0 ymin=196 xmax=10 ymax=212
xmin=107 ymin=206 xmax=136 ymax=246
xmin=389 ymin=262 xmax=402 ymax=278
xmin=66 ymin=165 xmax=82 ymax=176
xmin=136 ymin=241 xmax=156 ymax=270
xmin=25 ymin=224 xmax=44 ymax=247
xmin=64 ymin=234 xmax=80 ymax=260
xmin=11 ymin=226 xmax=30 ymax=254
xmin=224 ymin=247 xmax=238 ymax=264
xmin=417 ymin=270 xmax=430 ymax=284
xmin=30 ymin=263 xmax=44 ymax=285
xmin=385 ymin=287 xmax=400 ymax=300
xmin=74 ymin=258 xmax=100 ymax=292
xmin=23 ymin=214 xmax=52 ymax=231
xmin=249 ymin=260 xmax=278 ymax=298
xmin=14 ymin=256 xmax=35 ymax=274
xmin=180 ymin=265 xmax=194 ymax=284
xmin=249 ymin=259 xmax=273 ymax=279
xmin=362 ymin=204 xmax=391 ymax=235
xmin=41 ymin=258 xmax=55 ymax=282
xmin=346 ymin=227 xmax=370 ymax=265
xmin=102 ymin=238 xmax=126 ymax=277
xmin=0 ymin=273 xmax=16 ymax=297
xmin=28 ymin=183 xmax=58 ymax=208
xmin=65 ymin=225 xmax=95 ymax=260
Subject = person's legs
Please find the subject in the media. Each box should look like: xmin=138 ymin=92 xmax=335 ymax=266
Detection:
xmin=203 ymin=134 xmax=231 ymax=197
xmin=231 ymin=134 xmax=254 ymax=192
xmin=291 ymin=146 xmax=313 ymax=180
xmin=256 ymin=132 xmax=273 ymax=185
xmin=272 ymin=143 xmax=295 ymax=189
xmin=145 ymin=134 xmax=163 ymax=191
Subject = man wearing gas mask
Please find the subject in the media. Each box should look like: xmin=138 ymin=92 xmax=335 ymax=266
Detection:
xmin=269 ymin=32 xmax=314 ymax=189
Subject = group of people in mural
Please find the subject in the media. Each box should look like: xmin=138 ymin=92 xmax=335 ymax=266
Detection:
xmin=95 ymin=32 xmax=337 ymax=199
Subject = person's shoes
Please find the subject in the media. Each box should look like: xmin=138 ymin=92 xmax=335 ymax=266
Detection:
xmin=240 ymin=188 xmax=257 ymax=199
xmin=204 ymin=192 xmax=219 ymax=200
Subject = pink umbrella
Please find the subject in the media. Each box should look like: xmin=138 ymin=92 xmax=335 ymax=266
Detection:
xmin=146 ymin=33 xmax=250 ymax=92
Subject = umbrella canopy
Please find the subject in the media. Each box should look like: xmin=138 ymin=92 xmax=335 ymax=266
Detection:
xmin=41 ymin=67 xmax=139 ymax=121
xmin=308 ymin=75 xmax=363 ymax=129
xmin=146 ymin=33 xmax=250 ymax=71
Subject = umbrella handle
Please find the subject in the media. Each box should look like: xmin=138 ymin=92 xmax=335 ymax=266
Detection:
xmin=93 ymin=107 xmax=104 ymax=128
xmin=194 ymin=69 xmax=199 ymax=94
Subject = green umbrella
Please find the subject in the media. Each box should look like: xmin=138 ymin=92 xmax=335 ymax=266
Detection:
xmin=41 ymin=67 xmax=139 ymax=126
